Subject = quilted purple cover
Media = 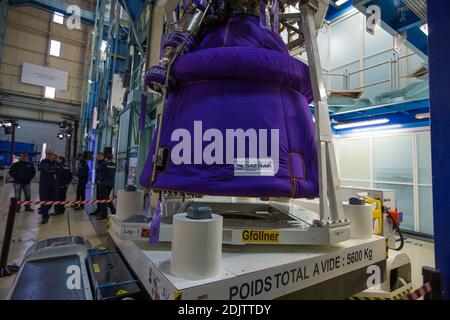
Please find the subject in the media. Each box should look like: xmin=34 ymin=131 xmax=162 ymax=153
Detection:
xmin=140 ymin=15 xmax=318 ymax=198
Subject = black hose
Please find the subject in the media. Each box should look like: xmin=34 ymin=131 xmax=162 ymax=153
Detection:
xmin=384 ymin=206 xmax=405 ymax=251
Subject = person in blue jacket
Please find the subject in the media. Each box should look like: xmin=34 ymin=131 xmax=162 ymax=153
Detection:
xmin=38 ymin=151 xmax=58 ymax=224
xmin=9 ymin=152 xmax=36 ymax=212
xmin=96 ymin=153 xmax=116 ymax=220
xmin=52 ymin=156 xmax=72 ymax=216
xmin=74 ymin=153 xmax=89 ymax=210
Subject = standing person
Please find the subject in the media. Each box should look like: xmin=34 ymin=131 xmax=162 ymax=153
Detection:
xmin=9 ymin=152 xmax=36 ymax=212
xmin=90 ymin=152 xmax=105 ymax=216
xmin=52 ymin=156 xmax=72 ymax=216
xmin=74 ymin=153 xmax=89 ymax=210
xmin=38 ymin=151 xmax=58 ymax=224
xmin=96 ymin=153 xmax=116 ymax=220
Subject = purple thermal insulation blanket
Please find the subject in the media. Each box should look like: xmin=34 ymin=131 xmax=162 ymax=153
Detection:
xmin=140 ymin=14 xmax=318 ymax=198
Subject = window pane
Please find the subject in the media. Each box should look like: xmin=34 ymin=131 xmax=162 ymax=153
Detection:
xmin=53 ymin=12 xmax=64 ymax=24
xmin=374 ymin=183 xmax=415 ymax=231
xmin=44 ymin=87 xmax=55 ymax=99
xmin=50 ymin=40 xmax=61 ymax=57
xmin=363 ymin=51 xmax=392 ymax=98
xmin=419 ymin=186 xmax=434 ymax=235
xmin=341 ymin=180 xmax=371 ymax=188
xmin=337 ymin=138 xmax=370 ymax=180
xmin=373 ymin=135 xmax=413 ymax=183
xmin=329 ymin=13 xmax=361 ymax=68
xmin=416 ymin=132 xmax=432 ymax=185
xmin=364 ymin=22 xmax=393 ymax=56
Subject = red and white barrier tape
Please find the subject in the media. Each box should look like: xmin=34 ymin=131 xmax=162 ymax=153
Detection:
xmin=402 ymin=282 xmax=432 ymax=300
xmin=16 ymin=199 xmax=116 ymax=206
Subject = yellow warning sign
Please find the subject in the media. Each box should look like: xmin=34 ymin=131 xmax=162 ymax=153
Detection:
xmin=116 ymin=289 xmax=128 ymax=296
xmin=174 ymin=291 xmax=182 ymax=300
xmin=93 ymin=263 xmax=101 ymax=273
xmin=241 ymin=230 xmax=280 ymax=243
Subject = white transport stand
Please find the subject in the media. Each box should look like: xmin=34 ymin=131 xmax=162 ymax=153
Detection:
xmin=108 ymin=212 xmax=387 ymax=300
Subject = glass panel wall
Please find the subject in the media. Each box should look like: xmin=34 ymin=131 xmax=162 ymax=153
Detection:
xmin=336 ymin=129 xmax=433 ymax=235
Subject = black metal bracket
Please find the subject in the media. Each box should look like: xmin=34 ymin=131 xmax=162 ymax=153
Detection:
xmin=422 ymin=266 xmax=442 ymax=300
xmin=0 ymin=198 xmax=19 ymax=278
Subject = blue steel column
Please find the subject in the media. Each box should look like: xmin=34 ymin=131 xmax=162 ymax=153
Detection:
xmin=88 ymin=0 xmax=106 ymax=184
xmin=428 ymin=0 xmax=450 ymax=299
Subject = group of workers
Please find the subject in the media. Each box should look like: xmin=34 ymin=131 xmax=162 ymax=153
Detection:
xmin=8 ymin=149 xmax=117 ymax=224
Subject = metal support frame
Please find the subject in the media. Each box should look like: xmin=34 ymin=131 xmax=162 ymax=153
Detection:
xmin=299 ymin=1 xmax=344 ymax=223
xmin=428 ymin=0 xmax=450 ymax=300
xmin=0 ymin=198 xmax=19 ymax=278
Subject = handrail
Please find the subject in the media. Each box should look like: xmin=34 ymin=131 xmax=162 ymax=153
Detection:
xmin=355 ymin=79 xmax=390 ymax=90
xmin=348 ymin=60 xmax=391 ymax=76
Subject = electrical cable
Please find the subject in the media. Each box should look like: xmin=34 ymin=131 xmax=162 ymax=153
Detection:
xmin=384 ymin=206 xmax=405 ymax=251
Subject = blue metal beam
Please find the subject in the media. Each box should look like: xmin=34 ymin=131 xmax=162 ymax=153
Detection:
xmin=325 ymin=1 xmax=354 ymax=21
xmin=353 ymin=0 xmax=428 ymax=58
xmin=330 ymin=98 xmax=429 ymax=122
xmin=117 ymin=0 xmax=146 ymax=22
xmin=428 ymin=0 xmax=450 ymax=300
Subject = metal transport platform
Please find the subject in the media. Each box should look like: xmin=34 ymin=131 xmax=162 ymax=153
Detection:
xmin=108 ymin=222 xmax=387 ymax=300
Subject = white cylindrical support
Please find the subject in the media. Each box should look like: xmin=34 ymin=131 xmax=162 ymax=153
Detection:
xmin=116 ymin=189 xmax=144 ymax=220
xmin=343 ymin=202 xmax=373 ymax=239
xmin=171 ymin=213 xmax=223 ymax=280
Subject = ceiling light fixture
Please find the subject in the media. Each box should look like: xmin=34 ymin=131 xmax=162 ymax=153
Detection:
xmin=335 ymin=0 xmax=349 ymax=6
xmin=415 ymin=112 xmax=430 ymax=120
xmin=420 ymin=24 xmax=428 ymax=36
xmin=351 ymin=124 xmax=402 ymax=133
xmin=333 ymin=118 xmax=390 ymax=130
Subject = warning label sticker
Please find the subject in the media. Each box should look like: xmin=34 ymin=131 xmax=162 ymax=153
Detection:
xmin=116 ymin=289 xmax=128 ymax=296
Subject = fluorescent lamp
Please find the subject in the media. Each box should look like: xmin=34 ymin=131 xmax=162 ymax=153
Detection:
xmin=335 ymin=0 xmax=349 ymax=6
xmin=333 ymin=118 xmax=390 ymax=130
xmin=420 ymin=24 xmax=428 ymax=36
xmin=351 ymin=124 xmax=402 ymax=133
xmin=415 ymin=113 xmax=430 ymax=120
xmin=101 ymin=41 xmax=107 ymax=53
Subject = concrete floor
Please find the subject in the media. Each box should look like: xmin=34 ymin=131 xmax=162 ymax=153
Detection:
xmin=0 ymin=182 xmax=436 ymax=299
xmin=402 ymin=237 xmax=435 ymax=290
xmin=0 ymin=182 xmax=102 ymax=299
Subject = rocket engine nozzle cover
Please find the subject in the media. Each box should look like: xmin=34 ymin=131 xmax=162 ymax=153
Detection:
xmin=141 ymin=14 xmax=318 ymax=199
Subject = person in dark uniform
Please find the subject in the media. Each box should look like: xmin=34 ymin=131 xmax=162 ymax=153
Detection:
xmin=38 ymin=151 xmax=58 ymax=224
xmin=96 ymin=153 xmax=116 ymax=220
xmin=52 ymin=156 xmax=72 ymax=216
xmin=74 ymin=153 xmax=89 ymax=210
xmin=9 ymin=152 xmax=36 ymax=212
xmin=90 ymin=152 xmax=105 ymax=216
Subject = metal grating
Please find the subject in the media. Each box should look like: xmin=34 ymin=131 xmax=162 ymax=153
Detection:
xmin=403 ymin=0 xmax=427 ymax=22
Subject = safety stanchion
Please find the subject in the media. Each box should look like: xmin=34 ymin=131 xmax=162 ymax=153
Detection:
xmin=0 ymin=198 xmax=20 ymax=277
xmin=16 ymin=199 xmax=116 ymax=206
